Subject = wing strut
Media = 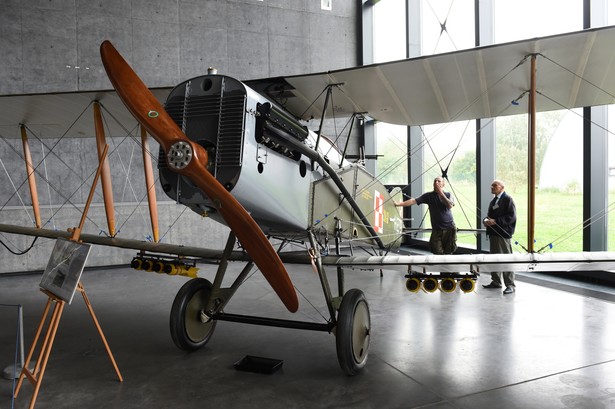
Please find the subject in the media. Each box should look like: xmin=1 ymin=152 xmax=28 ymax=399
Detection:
xmin=314 ymin=84 xmax=335 ymax=153
xmin=140 ymin=126 xmax=160 ymax=243
xmin=20 ymin=125 xmax=41 ymax=228
xmin=93 ymin=102 xmax=116 ymax=237
xmin=528 ymin=55 xmax=537 ymax=253
xmin=340 ymin=113 xmax=357 ymax=167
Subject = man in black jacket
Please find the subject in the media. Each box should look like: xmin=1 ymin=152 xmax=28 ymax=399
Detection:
xmin=482 ymin=179 xmax=517 ymax=294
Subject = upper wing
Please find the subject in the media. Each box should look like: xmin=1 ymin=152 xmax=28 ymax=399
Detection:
xmin=246 ymin=25 xmax=615 ymax=126
xmin=6 ymin=26 xmax=615 ymax=138
xmin=0 ymin=88 xmax=171 ymax=139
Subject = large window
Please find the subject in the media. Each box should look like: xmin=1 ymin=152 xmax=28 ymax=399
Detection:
xmin=373 ymin=1 xmax=408 ymax=185
xmin=494 ymin=0 xmax=583 ymax=252
xmin=609 ymin=106 xmax=615 ymax=251
xmin=421 ymin=0 xmax=474 ymax=54
xmin=421 ymin=120 xmax=477 ymax=247
xmin=372 ymin=0 xmax=477 ymax=246
xmin=368 ymin=0 xmax=612 ymax=252
xmin=607 ymin=6 xmax=615 ymax=251
xmin=420 ymin=0 xmax=475 ymax=246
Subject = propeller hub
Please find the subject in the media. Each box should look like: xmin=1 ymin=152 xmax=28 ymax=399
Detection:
xmin=167 ymin=141 xmax=193 ymax=170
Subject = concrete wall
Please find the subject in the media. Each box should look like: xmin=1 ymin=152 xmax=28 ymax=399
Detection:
xmin=0 ymin=0 xmax=361 ymax=273
xmin=0 ymin=0 xmax=358 ymax=94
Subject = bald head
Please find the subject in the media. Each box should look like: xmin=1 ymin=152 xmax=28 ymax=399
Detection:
xmin=491 ymin=180 xmax=505 ymax=195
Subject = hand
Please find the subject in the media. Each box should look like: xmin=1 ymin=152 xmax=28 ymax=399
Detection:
xmin=483 ymin=217 xmax=494 ymax=226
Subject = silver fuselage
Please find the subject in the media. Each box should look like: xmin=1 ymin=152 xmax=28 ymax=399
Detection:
xmin=160 ymin=74 xmax=402 ymax=247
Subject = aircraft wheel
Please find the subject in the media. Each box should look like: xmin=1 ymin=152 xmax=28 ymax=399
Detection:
xmin=439 ymin=277 xmax=456 ymax=293
xmin=336 ymin=289 xmax=370 ymax=376
xmin=422 ymin=277 xmax=438 ymax=293
xmin=170 ymin=278 xmax=217 ymax=351
xmin=459 ymin=278 xmax=476 ymax=293
xmin=406 ymin=277 xmax=421 ymax=292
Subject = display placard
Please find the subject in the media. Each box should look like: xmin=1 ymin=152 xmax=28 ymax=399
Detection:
xmin=39 ymin=238 xmax=91 ymax=304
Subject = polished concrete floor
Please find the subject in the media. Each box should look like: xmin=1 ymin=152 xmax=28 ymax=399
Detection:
xmin=2 ymin=262 xmax=615 ymax=409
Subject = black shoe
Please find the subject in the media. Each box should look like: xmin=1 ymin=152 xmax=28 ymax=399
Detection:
xmin=503 ymin=286 xmax=515 ymax=294
xmin=482 ymin=283 xmax=502 ymax=289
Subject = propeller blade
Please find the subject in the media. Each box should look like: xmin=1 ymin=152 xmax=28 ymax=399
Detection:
xmin=100 ymin=40 xmax=298 ymax=313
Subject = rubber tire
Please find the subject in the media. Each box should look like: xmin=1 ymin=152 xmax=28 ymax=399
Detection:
xmin=336 ymin=289 xmax=370 ymax=376
xmin=170 ymin=278 xmax=217 ymax=351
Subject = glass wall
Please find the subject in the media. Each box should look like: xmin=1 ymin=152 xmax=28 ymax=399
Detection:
xmin=369 ymin=0 xmax=611 ymax=252
xmin=494 ymin=0 xmax=583 ymax=252
xmin=421 ymin=120 xmax=477 ymax=247
xmin=420 ymin=1 xmax=476 ymax=247
xmin=607 ymin=5 xmax=615 ymax=251
xmin=373 ymin=1 xmax=408 ymax=186
xmin=372 ymin=0 xmax=477 ymax=247
xmin=421 ymin=0 xmax=474 ymax=54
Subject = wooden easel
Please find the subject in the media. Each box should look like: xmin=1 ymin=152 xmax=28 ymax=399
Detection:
xmin=14 ymin=145 xmax=123 ymax=409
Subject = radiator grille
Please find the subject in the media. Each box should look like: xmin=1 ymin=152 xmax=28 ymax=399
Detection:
xmin=162 ymin=80 xmax=246 ymax=182
xmin=216 ymin=94 xmax=245 ymax=168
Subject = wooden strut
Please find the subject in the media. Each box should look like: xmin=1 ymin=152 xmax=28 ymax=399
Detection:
xmin=528 ymin=55 xmax=537 ymax=253
xmin=20 ymin=125 xmax=42 ymax=228
xmin=14 ymin=144 xmax=122 ymax=409
xmin=93 ymin=102 xmax=116 ymax=237
xmin=141 ymin=126 xmax=160 ymax=243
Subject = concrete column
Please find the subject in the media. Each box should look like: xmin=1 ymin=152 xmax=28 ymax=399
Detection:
xmin=583 ymin=0 xmax=608 ymax=251
xmin=475 ymin=0 xmax=495 ymax=251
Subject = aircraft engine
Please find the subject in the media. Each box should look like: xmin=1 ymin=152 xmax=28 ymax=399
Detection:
xmin=159 ymin=74 xmax=315 ymax=235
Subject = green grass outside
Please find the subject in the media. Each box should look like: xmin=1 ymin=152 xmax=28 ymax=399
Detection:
xmin=436 ymin=182 xmax=615 ymax=253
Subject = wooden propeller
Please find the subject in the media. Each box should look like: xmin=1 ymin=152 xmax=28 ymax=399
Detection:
xmin=100 ymin=40 xmax=298 ymax=313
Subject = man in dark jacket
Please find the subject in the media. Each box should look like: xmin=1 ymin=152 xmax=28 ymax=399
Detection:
xmin=482 ymin=179 xmax=517 ymax=294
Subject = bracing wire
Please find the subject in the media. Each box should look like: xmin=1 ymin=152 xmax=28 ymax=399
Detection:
xmin=0 ymin=158 xmax=34 ymax=225
xmin=0 ymin=236 xmax=38 ymax=255
xmin=425 ymin=0 xmax=458 ymax=54
xmin=98 ymin=107 xmax=154 ymax=236
xmin=40 ymin=142 xmax=56 ymax=230
xmin=0 ymin=128 xmax=110 ymax=236
xmin=298 ymin=86 xmax=330 ymax=120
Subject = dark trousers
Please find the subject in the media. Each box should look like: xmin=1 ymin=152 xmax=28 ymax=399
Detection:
xmin=488 ymin=235 xmax=515 ymax=287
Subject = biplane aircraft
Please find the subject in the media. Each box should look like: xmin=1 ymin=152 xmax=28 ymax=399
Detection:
xmin=2 ymin=26 xmax=615 ymax=375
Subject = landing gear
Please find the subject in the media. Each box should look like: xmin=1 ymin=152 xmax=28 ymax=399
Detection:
xmin=170 ymin=278 xmax=217 ymax=351
xmin=336 ymin=289 xmax=371 ymax=376
xmin=165 ymin=230 xmax=373 ymax=376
